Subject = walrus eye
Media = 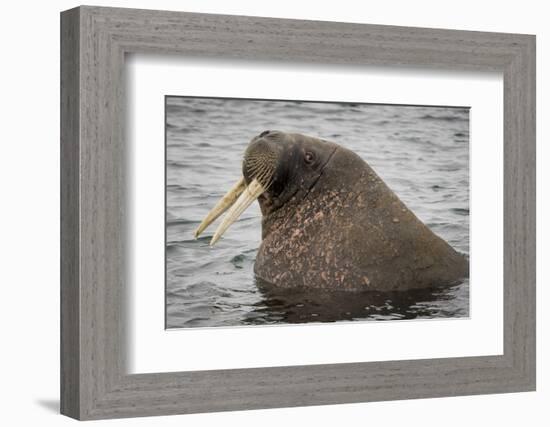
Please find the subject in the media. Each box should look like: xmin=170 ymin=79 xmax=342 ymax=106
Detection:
xmin=304 ymin=151 xmax=315 ymax=164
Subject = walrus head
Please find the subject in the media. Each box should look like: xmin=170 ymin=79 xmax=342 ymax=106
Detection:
xmin=194 ymin=130 xmax=338 ymax=245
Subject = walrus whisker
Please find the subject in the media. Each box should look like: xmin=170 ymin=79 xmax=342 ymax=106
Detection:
xmin=210 ymin=179 xmax=266 ymax=246
xmin=193 ymin=177 xmax=246 ymax=238
xmin=247 ymin=165 xmax=265 ymax=177
xmin=246 ymin=162 xmax=264 ymax=176
xmin=255 ymin=168 xmax=272 ymax=187
xmin=246 ymin=158 xmax=270 ymax=173
xmin=246 ymin=159 xmax=275 ymax=189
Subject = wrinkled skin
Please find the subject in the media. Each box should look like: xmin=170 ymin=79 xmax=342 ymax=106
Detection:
xmin=246 ymin=131 xmax=469 ymax=292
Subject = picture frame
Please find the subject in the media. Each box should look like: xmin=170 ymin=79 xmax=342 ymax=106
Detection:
xmin=60 ymin=5 xmax=535 ymax=420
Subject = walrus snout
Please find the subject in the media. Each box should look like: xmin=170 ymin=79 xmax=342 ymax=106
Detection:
xmin=242 ymin=133 xmax=282 ymax=188
xmin=194 ymin=131 xmax=283 ymax=245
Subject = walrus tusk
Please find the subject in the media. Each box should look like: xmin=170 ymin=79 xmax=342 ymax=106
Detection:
xmin=194 ymin=177 xmax=246 ymax=238
xmin=210 ymin=179 xmax=265 ymax=246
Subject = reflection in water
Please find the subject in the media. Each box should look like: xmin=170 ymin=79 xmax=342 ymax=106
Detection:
xmin=246 ymin=277 xmax=469 ymax=325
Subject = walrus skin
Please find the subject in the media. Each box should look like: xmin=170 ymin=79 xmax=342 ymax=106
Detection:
xmin=198 ymin=130 xmax=469 ymax=292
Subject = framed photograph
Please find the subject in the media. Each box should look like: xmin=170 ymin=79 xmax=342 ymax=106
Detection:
xmin=60 ymin=6 xmax=535 ymax=420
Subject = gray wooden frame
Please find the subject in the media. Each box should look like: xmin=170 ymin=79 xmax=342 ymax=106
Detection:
xmin=60 ymin=5 xmax=536 ymax=420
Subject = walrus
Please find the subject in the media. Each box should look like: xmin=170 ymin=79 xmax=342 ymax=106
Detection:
xmin=195 ymin=130 xmax=469 ymax=292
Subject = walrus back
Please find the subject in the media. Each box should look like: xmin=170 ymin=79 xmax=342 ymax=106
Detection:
xmin=255 ymin=144 xmax=469 ymax=292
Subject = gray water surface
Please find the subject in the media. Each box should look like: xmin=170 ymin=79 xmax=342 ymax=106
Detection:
xmin=166 ymin=97 xmax=470 ymax=329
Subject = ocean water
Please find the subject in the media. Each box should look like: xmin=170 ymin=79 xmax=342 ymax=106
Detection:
xmin=166 ymin=97 xmax=470 ymax=329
